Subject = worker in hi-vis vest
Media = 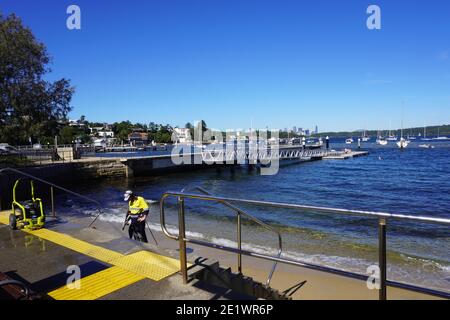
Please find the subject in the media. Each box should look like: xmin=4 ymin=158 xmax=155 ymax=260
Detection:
xmin=123 ymin=190 xmax=149 ymax=242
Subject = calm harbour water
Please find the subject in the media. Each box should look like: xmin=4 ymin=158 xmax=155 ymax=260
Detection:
xmin=59 ymin=138 xmax=450 ymax=292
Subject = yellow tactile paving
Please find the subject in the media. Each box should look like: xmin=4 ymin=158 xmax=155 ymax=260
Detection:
xmin=29 ymin=228 xmax=124 ymax=263
xmin=111 ymin=250 xmax=183 ymax=281
xmin=48 ymin=266 xmax=145 ymax=300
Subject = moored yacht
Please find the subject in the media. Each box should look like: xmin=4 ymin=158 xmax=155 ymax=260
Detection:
xmin=397 ymin=137 xmax=410 ymax=149
xmin=432 ymin=128 xmax=449 ymax=140
xmin=419 ymin=144 xmax=434 ymax=149
xmin=387 ymin=134 xmax=398 ymax=141
xmin=422 ymin=125 xmax=432 ymax=141
xmin=397 ymin=103 xmax=410 ymax=149
xmin=361 ymin=130 xmax=370 ymax=142
xmin=376 ymin=137 xmax=388 ymax=145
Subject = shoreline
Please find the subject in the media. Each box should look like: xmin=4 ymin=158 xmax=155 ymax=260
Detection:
xmin=50 ymin=212 xmax=442 ymax=300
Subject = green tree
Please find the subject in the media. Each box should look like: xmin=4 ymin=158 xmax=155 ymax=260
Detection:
xmin=0 ymin=13 xmax=74 ymax=145
xmin=148 ymin=122 xmax=158 ymax=132
xmin=58 ymin=126 xmax=76 ymax=144
xmin=112 ymin=121 xmax=133 ymax=143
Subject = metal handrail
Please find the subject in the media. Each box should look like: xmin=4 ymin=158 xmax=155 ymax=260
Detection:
xmin=179 ymin=185 xmax=283 ymax=286
xmin=160 ymin=191 xmax=450 ymax=300
xmin=0 ymin=167 xmax=103 ymax=227
xmin=164 ymin=192 xmax=450 ymax=225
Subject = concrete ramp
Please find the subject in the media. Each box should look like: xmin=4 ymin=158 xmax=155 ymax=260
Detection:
xmin=0 ymin=211 xmax=184 ymax=300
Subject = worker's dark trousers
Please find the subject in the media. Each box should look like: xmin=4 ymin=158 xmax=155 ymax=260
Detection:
xmin=128 ymin=219 xmax=148 ymax=243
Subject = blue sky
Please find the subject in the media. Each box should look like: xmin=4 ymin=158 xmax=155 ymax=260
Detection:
xmin=1 ymin=0 xmax=450 ymax=132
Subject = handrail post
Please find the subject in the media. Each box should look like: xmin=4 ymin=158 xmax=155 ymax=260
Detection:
xmin=237 ymin=212 xmax=242 ymax=274
xmin=378 ymin=218 xmax=387 ymax=300
xmin=178 ymin=197 xmax=188 ymax=284
xmin=51 ymin=186 xmax=55 ymax=217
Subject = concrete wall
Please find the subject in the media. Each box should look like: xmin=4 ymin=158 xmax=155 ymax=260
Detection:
xmin=71 ymin=159 xmax=126 ymax=180
xmin=121 ymin=154 xmax=208 ymax=177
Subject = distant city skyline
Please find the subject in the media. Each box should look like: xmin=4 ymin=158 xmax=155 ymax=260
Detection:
xmin=2 ymin=0 xmax=449 ymax=132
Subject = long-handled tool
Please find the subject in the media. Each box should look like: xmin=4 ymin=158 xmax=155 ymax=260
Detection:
xmin=122 ymin=214 xmax=130 ymax=231
xmin=145 ymin=221 xmax=158 ymax=246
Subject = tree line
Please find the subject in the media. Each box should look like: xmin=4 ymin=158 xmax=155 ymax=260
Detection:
xmin=0 ymin=13 xmax=74 ymax=146
xmin=0 ymin=13 xmax=206 ymax=146
xmin=313 ymin=125 xmax=450 ymax=138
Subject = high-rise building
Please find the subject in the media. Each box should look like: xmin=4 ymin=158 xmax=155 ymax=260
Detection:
xmin=315 ymin=125 xmax=319 ymax=134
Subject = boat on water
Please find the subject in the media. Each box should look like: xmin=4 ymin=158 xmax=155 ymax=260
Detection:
xmin=387 ymin=135 xmax=398 ymax=141
xmin=397 ymin=103 xmax=410 ymax=149
xmin=419 ymin=144 xmax=435 ymax=149
xmin=376 ymin=130 xmax=388 ymax=145
xmin=432 ymin=128 xmax=449 ymax=140
xmin=387 ymin=122 xmax=397 ymax=141
xmin=433 ymin=136 xmax=449 ymax=140
xmin=377 ymin=138 xmax=388 ymax=145
xmin=361 ymin=130 xmax=370 ymax=142
xmin=397 ymin=137 xmax=410 ymax=149
xmin=422 ymin=125 xmax=433 ymax=141
xmin=345 ymin=138 xmax=354 ymax=144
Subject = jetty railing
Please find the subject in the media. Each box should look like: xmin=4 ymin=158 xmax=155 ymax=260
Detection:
xmin=160 ymin=190 xmax=450 ymax=300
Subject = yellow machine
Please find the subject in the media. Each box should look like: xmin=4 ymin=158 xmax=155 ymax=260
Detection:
xmin=9 ymin=179 xmax=45 ymax=230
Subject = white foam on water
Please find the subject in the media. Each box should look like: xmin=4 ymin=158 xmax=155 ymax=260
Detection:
xmin=208 ymin=235 xmax=372 ymax=274
xmin=401 ymin=254 xmax=450 ymax=274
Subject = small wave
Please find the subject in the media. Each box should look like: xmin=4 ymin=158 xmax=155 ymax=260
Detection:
xmin=400 ymin=254 xmax=450 ymax=273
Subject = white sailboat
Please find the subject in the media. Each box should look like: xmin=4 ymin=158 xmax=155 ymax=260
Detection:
xmin=387 ymin=121 xmax=397 ymax=141
xmin=387 ymin=133 xmax=398 ymax=141
xmin=397 ymin=102 xmax=410 ymax=149
xmin=376 ymin=130 xmax=388 ymax=145
xmin=422 ymin=124 xmax=432 ymax=141
xmin=432 ymin=128 xmax=449 ymax=140
xmin=361 ymin=130 xmax=370 ymax=142
xmin=397 ymin=137 xmax=410 ymax=149
xmin=377 ymin=138 xmax=388 ymax=146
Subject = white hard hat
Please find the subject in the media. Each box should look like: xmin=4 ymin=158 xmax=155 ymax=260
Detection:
xmin=123 ymin=190 xmax=133 ymax=201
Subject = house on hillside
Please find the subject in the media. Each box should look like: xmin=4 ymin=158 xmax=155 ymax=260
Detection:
xmin=128 ymin=129 xmax=149 ymax=146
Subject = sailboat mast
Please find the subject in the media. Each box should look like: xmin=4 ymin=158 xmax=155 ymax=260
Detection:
xmin=401 ymin=101 xmax=404 ymax=139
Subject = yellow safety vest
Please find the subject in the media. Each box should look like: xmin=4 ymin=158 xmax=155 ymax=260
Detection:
xmin=128 ymin=196 xmax=149 ymax=215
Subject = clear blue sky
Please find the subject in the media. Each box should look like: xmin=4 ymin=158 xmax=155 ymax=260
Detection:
xmin=2 ymin=0 xmax=450 ymax=132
